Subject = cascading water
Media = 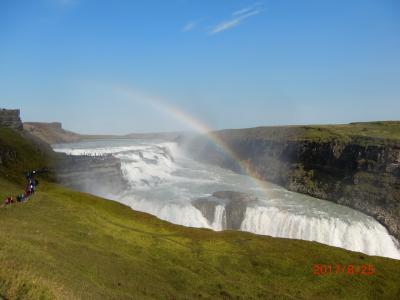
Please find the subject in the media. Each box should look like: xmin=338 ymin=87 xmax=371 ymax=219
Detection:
xmin=241 ymin=206 xmax=400 ymax=258
xmin=211 ymin=205 xmax=226 ymax=231
xmin=53 ymin=139 xmax=400 ymax=259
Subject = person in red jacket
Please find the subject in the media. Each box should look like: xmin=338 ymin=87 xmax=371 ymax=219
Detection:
xmin=2 ymin=196 xmax=14 ymax=207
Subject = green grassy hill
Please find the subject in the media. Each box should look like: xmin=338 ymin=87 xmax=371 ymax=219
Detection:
xmin=0 ymin=127 xmax=400 ymax=299
xmin=0 ymin=127 xmax=57 ymax=183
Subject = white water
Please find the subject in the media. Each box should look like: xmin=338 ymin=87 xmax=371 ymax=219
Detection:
xmin=53 ymin=139 xmax=400 ymax=259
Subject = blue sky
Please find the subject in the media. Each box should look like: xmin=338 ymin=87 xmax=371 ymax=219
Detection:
xmin=1 ymin=0 xmax=399 ymax=134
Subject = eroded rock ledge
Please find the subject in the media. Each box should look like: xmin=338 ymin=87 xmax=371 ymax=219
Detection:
xmin=193 ymin=191 xmax=258 ymax=230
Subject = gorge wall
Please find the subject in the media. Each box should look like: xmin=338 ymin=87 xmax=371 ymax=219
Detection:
xmin=186 ymin=122 xmax=400 ymax=242
xmin=55 ymin=154 xmax=129 ymax=196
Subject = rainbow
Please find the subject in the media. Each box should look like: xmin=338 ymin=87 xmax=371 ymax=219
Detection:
xmin=116 ymin=87 xmax=272 ymax=197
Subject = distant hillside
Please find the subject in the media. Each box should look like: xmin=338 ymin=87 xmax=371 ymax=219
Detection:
xmin=215 ymin=121 xmax=400 ymax=145
xmin=124 ymin=131 xmax=186 ymax=140
xmin=24 ymin=122 xmax=82 ymax=144
xmin=24 ymin=122 xmax=187 ymax=144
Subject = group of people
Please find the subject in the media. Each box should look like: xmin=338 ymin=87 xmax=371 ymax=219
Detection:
xmin=2 ymin=169 xmax=44 ymax=207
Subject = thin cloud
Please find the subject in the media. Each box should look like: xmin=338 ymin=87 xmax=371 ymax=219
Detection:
xmin=182 ymin=21 xmax=197 ymax=32
xmin=233 ymin=2 xmax=262 ymax=16
xmin=209 ymin=4 xmax=263 ymax=35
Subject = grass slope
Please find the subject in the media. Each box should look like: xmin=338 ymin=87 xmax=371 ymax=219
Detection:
xmin=1 ymin=179 xmax=400 ymax=299
xmin=1 ymin=127 xmax=400 ymax=299
xmin=0 ymin=127 xmax=56 ymax=183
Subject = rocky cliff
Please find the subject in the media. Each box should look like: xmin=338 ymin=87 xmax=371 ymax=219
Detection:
xmin=0 ymin=109 xmax=23 ymax=130
xmin=55 ymin=154 xmax=129 ymax=196
xmin=186 ymin=122 xmax=400 ymax=241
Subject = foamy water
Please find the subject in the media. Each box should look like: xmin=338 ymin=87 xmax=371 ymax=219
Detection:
xmin=53 ymin=139 xmax=400 ymax=259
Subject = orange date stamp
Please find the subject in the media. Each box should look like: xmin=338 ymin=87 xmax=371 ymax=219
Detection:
xmin=313 ymin=264 xmax=374 ymax=275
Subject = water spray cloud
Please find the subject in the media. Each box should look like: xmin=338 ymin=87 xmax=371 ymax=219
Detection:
xmin=115 ymin=86 xmax=272 ymax=196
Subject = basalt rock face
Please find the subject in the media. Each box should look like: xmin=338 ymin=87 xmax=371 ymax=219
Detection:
xmin=0 ymin=109 xmax=23 ymax=130
xmin=193 ymin=191 xmax=258 ymax=230
xmin=187 ymin=123 xmax=400 ymax=241
xmin=55 ymin=154 xmax=128 ymax=196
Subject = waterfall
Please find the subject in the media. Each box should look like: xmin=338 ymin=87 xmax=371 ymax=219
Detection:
xmin=210 ymin=205 xmax=226 ymax=231
xmin=53 ymin=139 xmax=400 ymax=260
xmin=240 ymin=206 xmax=400 ymax=259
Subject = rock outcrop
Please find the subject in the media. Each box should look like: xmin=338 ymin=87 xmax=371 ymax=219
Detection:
xmin=186 ymin=122 xmax=400 ymax=241
xmin=193 ymin=191 xmax=258 ymax=230
xmin=0 ymin=109 xmax=23 ymax=130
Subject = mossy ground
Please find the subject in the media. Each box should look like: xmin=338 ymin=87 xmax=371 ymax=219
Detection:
xmin=1 ymin=127 xmax=400 ymax=299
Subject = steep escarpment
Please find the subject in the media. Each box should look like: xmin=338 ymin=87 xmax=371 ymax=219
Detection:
xmin=187 ymin=122 xmax=400 ymax=241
